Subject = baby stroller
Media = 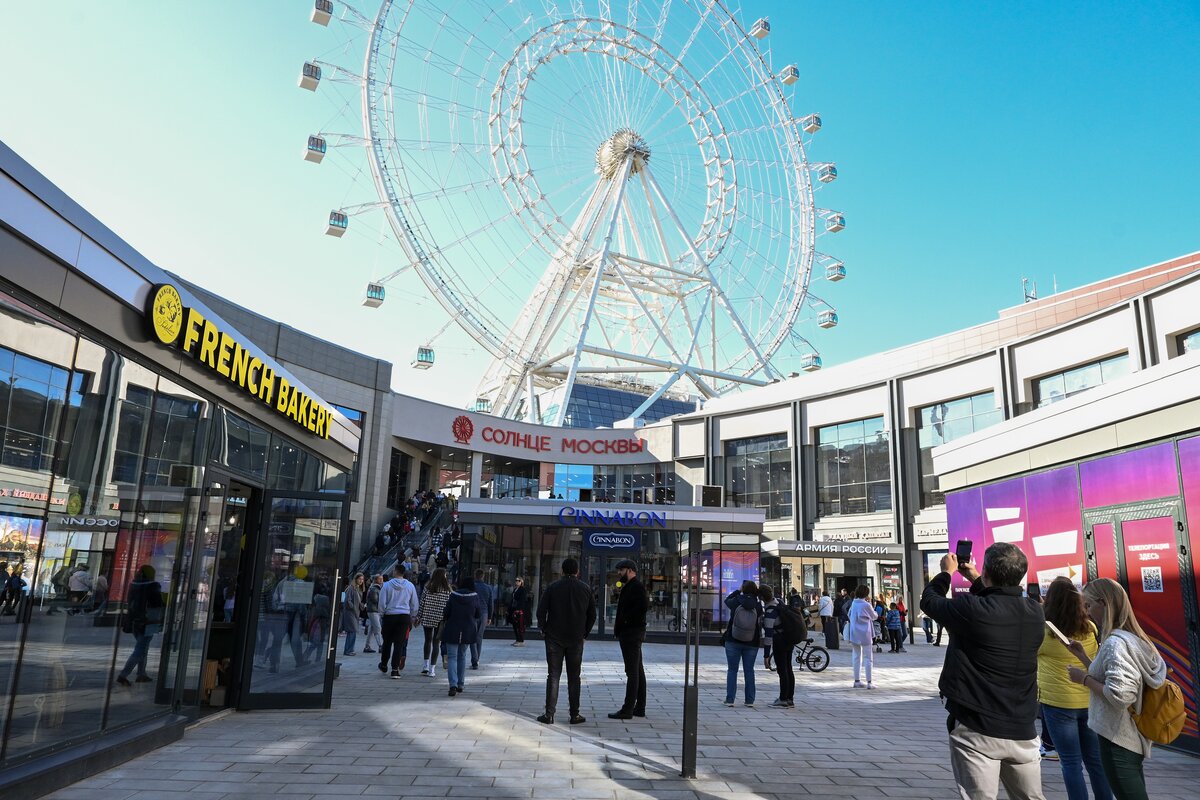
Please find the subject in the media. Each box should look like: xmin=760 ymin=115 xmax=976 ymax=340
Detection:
xmin=872 ymin=615 xmax=885 ymax=653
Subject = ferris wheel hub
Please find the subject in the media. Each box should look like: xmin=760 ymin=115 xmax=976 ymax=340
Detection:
xmin=595 ymin=128 xmax=650 ymax=181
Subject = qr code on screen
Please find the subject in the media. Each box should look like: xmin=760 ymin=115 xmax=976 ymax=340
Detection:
xmin=1141 ymin=566 xmax=1164 ymax=593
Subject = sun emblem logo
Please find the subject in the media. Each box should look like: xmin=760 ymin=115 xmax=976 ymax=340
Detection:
xmin=148 ymin=284 xmax=184 ymax=345
xmin=451 ymin=415 xmax=474 ymax=445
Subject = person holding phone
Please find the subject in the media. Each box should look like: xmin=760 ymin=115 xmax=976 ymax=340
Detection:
xmin=1038 ymin=577 xmax=1112 ymax=800
xmin=921 ymin=542 xmax=1046 ymax=800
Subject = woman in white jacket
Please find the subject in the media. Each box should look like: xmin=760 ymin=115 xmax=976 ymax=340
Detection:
xmin=1066 ymin=578 xmax=1167 ymax=800
xmin=844 ymin=585 xmax=879 ymax=689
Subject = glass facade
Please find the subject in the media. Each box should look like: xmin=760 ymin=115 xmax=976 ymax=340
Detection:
xmin=465 ymin=525 xmax=759 ymax=636
xmin=816 ymin=416 xmax=891 ymax=516
xmin=386 ymin=448 xmax=411 ymax=509
xmin=717 ymin=434 xmax=792 ymax=519
xmin=541 ymin=383 xmax=694 ymax=428
xmin=1033 ymin=353 xmax=1130 ymax=408
xmin=542 ymin=462 xmax=676 ymax=504
xmin=0 ymin=284 xmax=350 ymax=768
xmin=917 ymin=392 xmax=1004 ymax=508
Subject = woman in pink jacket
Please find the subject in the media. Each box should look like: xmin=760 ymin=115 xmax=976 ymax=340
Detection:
xmin=845 ymin=585 xmax=879 ymax=689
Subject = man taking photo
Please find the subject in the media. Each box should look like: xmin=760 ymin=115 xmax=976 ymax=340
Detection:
xmin=608 ymin=558 xmax=648 ymax=720
xmin=921 ymin=542 xmax=1045 ymax=800
xmin=536 ymin=558 xmax=596 ymax=725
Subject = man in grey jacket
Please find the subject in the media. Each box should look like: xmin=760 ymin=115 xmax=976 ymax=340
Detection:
xmin=378 ymin=564 xmax=419 ymax=677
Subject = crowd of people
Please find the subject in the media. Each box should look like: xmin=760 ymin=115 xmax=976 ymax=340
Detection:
xmin=922 ymin=542 xmax=1177 ymax=800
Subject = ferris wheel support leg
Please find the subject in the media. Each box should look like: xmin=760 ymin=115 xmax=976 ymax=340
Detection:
xmin=554 ymin=158 xmax=635 ymax=427
xmin=642 ymin=166 xmax=783 ymax=382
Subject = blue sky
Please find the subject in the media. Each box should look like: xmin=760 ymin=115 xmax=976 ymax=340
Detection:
xmin=2 ymin=2 xmax=1197 ymax=407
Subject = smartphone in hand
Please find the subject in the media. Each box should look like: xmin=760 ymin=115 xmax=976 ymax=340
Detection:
xmin=955 ymin=539 xmax=972 ymax=564
xmin=1045 ymin=620 xmax=1071 ymax=646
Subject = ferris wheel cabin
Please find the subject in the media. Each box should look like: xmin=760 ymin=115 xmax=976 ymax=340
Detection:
xmin=817 ymin=164 xmax=838 ymax=183
xmin=826 ymin=262 xmax=847 ymax=282
xmin=325 ymin=211 xmax=348 ymax=237
xmin=818 ymin=311 xmax=839 ymax=329
xmin=362 ymin=283 xmax=385 ymax=308
xmin=825 ymin=214 xmax=845 ymax=233
xmin=299 ymin=62 xmax=322 ymax=91
xmin=801 ymin=354 xmax=823 ymax=372
xmin=473 ymin=397 xmax=492 ymax=413
xmin=780 ymin=65 xmax=800 ymax=86
xmin=304 ymin=135 xmax=327 ymax=163
xmin=750 ymin=18 xmax=770 ymax=39
xmin=412 ymin=346 xmax=435 ymax=370
xmin=311 ymin=0 xmax=333 ymax=26
xmin=801 ymin=114 xmax=822 ymax=134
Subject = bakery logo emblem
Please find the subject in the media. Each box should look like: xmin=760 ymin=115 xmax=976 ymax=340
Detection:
xmin=451 ymin=415 xmax=474 ymax=445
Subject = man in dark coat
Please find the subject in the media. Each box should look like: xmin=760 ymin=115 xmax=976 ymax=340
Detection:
xmin=921 ymin=542 xmax=1046 ymax=800
xmin=536 ymin=558 xmax=596 ymax=725
xmin=608 ymin=558 xmax=649 ymax=720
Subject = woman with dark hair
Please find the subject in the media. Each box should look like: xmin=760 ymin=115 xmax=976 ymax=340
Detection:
xmin=442 ymin=574 xmax=482 ymax=696
xmin=721 ymin=580 xmax=763 ymax=707
xmin=509 ymin=577 xmax=530 ymax=646
xmin=115 ymin=565 xmax=164 ymax=687
xmin=418 ymin=568 xmax=452 ymax=677
xmin=845 ymin=585 xmax=878 ymax=689
xmin=1038 ymin=577 xmax=1112 ymax=800
xmin=1067 ymin=579 xmax=1167 ymax=799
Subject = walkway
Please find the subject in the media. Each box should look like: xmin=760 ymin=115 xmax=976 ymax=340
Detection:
xmin=48 ymin=638 xmax=1196 ymax=800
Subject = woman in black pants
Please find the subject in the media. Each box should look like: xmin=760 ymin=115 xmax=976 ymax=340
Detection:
xmin=417 ymin=569 xmax=451 ymax=677
xmin=509 ymin=577 xmax=529 ymax=646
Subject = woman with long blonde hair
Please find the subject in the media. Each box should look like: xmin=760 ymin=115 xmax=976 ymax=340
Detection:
xmin=1066 ymin=579 xmax=1166 ymax=800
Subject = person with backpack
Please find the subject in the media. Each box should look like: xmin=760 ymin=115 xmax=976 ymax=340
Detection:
xmin=115 ymin=565 xmax=164 ymax=686
xmin=846 ymin=585 xmax=879 ymax=688
xmin=771 ymin=593 xmax=808 ymax=709
xmin=760 ymin=586 xmax=780 ymax=672
xmin=722 ymin=580 xmax=763 ymax=708
xmin=1067 ymin=579 xmax=1171 ymax=799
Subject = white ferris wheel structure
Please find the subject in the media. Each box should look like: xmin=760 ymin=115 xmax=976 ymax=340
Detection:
xmin=299 ymin=0 xmax=847 ymax=425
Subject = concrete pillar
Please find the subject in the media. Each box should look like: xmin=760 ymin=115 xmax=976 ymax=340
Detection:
xmin=469 ymin=451 xmax=483 ymax=498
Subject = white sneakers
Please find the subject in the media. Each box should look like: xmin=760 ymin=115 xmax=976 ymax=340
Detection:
xmin=853 ymin=680 xmax=865 ymax=688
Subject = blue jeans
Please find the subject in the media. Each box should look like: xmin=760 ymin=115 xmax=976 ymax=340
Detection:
xmin=470 ymin=618 xmax=485 ymax=665
xmin=343 ymin=627 xmax=357 ymax=655
xmin=446 ymin=642 xmax=469 ymax=689
xmin=724 ymin=640 xmax=757 ymax=704
xmin=119 ymin=632 xmax=154 ymax=679
xmin=1041 ymin=703 xmax=1113 ymax=800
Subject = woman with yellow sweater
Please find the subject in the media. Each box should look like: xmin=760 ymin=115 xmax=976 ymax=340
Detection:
xmin=1038 ymin=577 xmax=1113 ymax=800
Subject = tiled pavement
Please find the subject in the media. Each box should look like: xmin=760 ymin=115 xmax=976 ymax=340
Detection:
xmin=47 ymin=637 xmax=1197 ymax=800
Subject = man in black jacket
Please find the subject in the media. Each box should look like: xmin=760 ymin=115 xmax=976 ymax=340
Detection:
xmin=608 ymin=558 xmax=648 ymax=720
xmin=536 ymin=558 xmax=596 ymax=725
xmin=921 ymin=542 xmax=1046 ymax=800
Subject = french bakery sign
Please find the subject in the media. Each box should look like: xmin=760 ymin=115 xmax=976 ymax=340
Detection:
xmin=450 ymin=415 xmax=644 ymax=455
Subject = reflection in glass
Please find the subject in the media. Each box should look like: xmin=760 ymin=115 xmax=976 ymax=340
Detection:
xmin=722 ymin=435 xmax=791 ymax=519
xmin=917 ymin=392 xmax=1003 ymax=508
xmin=1034 ymin=354 xmax=1129 ymax=408
xmin=815 ymin=417 xmax=890 ymax=517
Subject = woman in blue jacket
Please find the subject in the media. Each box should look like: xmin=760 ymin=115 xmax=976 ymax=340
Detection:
xmin=722 ymin=580 xmax=763 ymax=707
xmin=441 ymin=575 xmax=482 ymax=696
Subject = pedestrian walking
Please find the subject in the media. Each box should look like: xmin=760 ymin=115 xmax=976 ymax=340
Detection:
xmin=363 ymin=574 xmax=383 ymax=653
xmin=920 ymin=609 xmax=945 ymax=646
xmin=818 ymin=590 xmax=836 ymax=649
xmin=608 ymin=558 xmax=648 ymax=720
xmin=921 ymin=543 xmax=1046 ymax=800
xmin=536 ymin=558 xmax=596 ymax=725
xmin=377 ymin=564 xmax=419 ymax=678
xmin=770 ymin=595 xmax=807 ymax=709
xmin=1067 ymin=578 xmax=1170 ymax=799
xmin=885 ymin=602 xmax=903 ymax=653
xmin=443 ymin=574 xmax=482 ymax=696
xmin=721 ymin=580 xmax=763 ymax=707
xmin=1037 ymin=577 xmax=1112 ymax=800
xmin=341 ymin=572 xmax=364 ymax=656
xmin=471 ymin=569 xmax=493 ymax=669
xmin=846 ymin=585 xmax=878 ymax=688
xmin=509 ymin=577 xmax=529 ymax=646
xmin=115 ymin=565 xmax=164 ymax=686
xmin=760 ymin=586 xmax=780 ymax=672
xmin=418 ymin=568 xmax=451 ymax=678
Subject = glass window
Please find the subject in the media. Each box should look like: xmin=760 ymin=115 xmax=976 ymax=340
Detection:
xmin=916 ymin=392 xmax=1003 ymax=508
xmin=212 ymin=410 xmax=269 ymax=480
xmin=330 ymin=404 xmax=364 ymax=500
xmin=386 ymin=448 xmax=411 ymax=509
xmin=1034 ymin=354 xmax=1130 ymax=408
xmin=721 ymin=434 xmax=791 ymax=520
xmin=815 ymin=416 xmax=890 ymax=517
xmin=1178 ymin=327 xmax=1200 ymax=355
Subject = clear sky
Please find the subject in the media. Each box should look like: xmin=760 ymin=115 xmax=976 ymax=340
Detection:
xmin=2 ymin=1 xmax=1197 ymax=407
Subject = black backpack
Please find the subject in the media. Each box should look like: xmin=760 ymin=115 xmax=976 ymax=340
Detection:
xmin=776 ymin=605 xmax=807 ymax=643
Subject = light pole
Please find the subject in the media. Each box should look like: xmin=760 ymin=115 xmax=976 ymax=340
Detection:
xmin=680 ymin=526 xmax=701 ymax=778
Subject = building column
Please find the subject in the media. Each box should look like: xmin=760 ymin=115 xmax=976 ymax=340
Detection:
xmin=469 ymin=451 xmax=484 ymax=498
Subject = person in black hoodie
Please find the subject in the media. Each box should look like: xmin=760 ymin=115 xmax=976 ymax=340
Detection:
xmin=921 ymin=542 xmax=1046 ymax=800
xmin=442 ymin=575 xmax=482 ymax=696
xmin=536 ymin=558 xmax=596 ymax=725
xmin=608 ymin=558 xmax=649 ymax=720
xmin=116 ymin=565 xmax=164 ymax=686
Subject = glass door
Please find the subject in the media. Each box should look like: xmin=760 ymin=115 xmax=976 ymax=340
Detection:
xmin=239 ymin=492 xmax=345 ymax=710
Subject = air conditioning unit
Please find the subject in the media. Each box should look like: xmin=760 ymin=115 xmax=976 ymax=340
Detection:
xmin=693 ymin=484 xmax=724 ymax=507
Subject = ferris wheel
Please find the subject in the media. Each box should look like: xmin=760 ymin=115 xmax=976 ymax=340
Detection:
xmin=299 ymin=0 xmax=846 ymax=424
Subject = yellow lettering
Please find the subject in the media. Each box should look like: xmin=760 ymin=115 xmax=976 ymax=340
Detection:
xmin=181 ymin=308 xmax=205 ymax=354
xmin=259 ymin=368 xmax=275 ymax=404
xmin=198 ymin=320 xmax=219 ymax=368
xmin=298 ymin=394 xmax=312 ymax=429
xmin=215 ymin=333 xmax=235 ymax=378
xmin=275 ymin=377 xmax=291 ymax=412
xmin=285 ymin=387 xmax=300 ymax=420
xmin=246 ymin=357 xmax=262 ymax=395
xmin=315 ymin=407 xmax=327 ymax=438
xmin=230 ymin=345 xmax=252 ymax=388
xmin=306 ymin=399 xmax=318 ymax=432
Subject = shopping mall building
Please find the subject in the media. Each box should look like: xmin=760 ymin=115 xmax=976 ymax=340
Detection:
xmin=3 ymin=132 xmax=1200 ymax=787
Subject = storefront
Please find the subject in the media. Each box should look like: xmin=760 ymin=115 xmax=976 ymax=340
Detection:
xmin=0 ymin=143 xmax=359 ymax=792
xmin=765 ymin=539 xmax=907 ymax=608
xmin=454 ymin=498 xmax=763 ymax=638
